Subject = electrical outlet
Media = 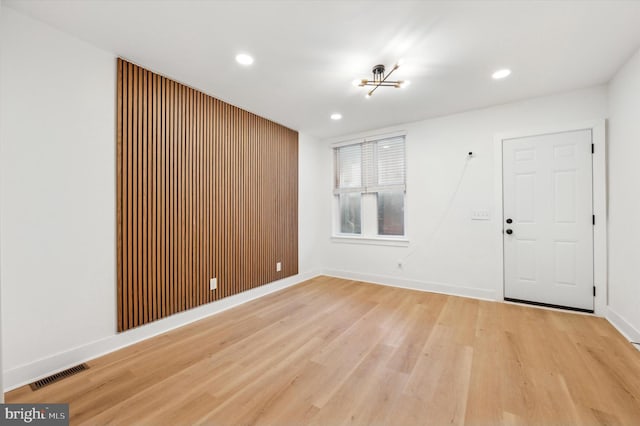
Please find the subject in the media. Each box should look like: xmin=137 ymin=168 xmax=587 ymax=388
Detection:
xmin=210 ymin=277 xmax=217 ymax=291
xmin=276 ymin=262 xmax=282 ymax=272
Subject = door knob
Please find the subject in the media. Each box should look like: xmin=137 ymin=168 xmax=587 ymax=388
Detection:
xmin=505 ymin=229 xmax=513 ymax=235
xmin=506 ymin=218 xmax=513 ymax=224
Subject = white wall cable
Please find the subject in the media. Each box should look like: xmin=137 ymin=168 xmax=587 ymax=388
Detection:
xmin=397 ymin=152 xmax=474 ymax=268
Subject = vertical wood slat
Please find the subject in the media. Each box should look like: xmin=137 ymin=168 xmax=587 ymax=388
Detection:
xmin=127 ymin=63 xmax=133 ymax=329
xmin=116 ymin=59 xmax=124 ymax=332
xmin=139 ymin=66 xmax=145 ymax=325
xmin=170 ymin=80 xmax=176 ymax=316
xmin=142 ymin=68 xmax=149 ymax=324
xmin=178 ymin=83 xmax=182 ymax=311
xmin=151 ymin=72 xmax=157 ymax=321
xmin=156 ymin=73 xmax=162 ymax=320
xmin=116 ymin=59 xmax=298 ymax=331
xmin=132 ymin=63 xmax=139 ymax=327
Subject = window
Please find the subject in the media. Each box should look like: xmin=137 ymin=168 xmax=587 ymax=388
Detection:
xmin=333 ymin=135 xmax=406 ymax=240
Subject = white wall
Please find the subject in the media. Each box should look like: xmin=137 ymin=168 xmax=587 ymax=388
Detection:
xmin=320 ymin=87 xmax=608 ymax=300
xmin=0 ymin=8 xmax=320 ymax=391
xmin=607 ymin=47 xmax=640 ymax=342
xmin=0 ymin=7 xmax=116 ymax=387
xmin=298 ymin=133 xmax=323 ymax=272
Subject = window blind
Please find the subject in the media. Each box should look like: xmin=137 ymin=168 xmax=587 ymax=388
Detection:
xmin=335 ymin=143 xmax=362 ymax=192
xmin=334 ymin=136 xmax=405 ymax=194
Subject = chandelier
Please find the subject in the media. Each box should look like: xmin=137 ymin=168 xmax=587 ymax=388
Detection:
xmin=355 ymin=63 xmax=409 ymax=97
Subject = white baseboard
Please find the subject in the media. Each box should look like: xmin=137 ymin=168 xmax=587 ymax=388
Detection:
xmin=606 ymin=307 xmax=640 ymax=351
xmin=3 ymin=271 xmax=320 ymax=392
xmin=322 ymin=269 xmax=497 ymax=301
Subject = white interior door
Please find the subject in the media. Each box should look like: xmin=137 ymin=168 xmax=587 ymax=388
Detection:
xmin=503 ymin=129 xmax=593 ymax=311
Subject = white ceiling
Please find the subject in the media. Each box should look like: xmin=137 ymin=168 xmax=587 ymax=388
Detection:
xmin=5 ymin=0 xmax=640 ymax=139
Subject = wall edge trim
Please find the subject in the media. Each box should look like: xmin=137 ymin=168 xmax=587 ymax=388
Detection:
xmin=322 ymin=269 xmax=498 ymax=301
xmin=606 ymin=307 xmax=640 ymax=351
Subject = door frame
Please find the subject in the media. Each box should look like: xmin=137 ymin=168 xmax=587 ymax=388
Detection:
xmin=493 ymin=120 xmax=607 ymax=315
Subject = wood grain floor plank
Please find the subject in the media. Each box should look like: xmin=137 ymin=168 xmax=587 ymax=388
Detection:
xmin=6 ymin=277 xmax=640 ymax=425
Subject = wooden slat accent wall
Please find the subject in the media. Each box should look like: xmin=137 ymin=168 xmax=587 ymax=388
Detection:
xmin=116 ymin=58 xmax=299 ymax=331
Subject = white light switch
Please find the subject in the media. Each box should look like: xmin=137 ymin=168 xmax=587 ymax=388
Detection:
xmin=471 ymin=209 xmax=490 ymax=220
xmin=276 ymin=262 xmax=282 ymax=272
xmin=210 ymin=278 xmax=217 ymax=290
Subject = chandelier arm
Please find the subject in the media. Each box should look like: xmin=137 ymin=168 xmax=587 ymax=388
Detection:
xmin=380 ymin=65 xmax=399 ymax=84
xmin=363 ymin=82 xmax=400 ymax=87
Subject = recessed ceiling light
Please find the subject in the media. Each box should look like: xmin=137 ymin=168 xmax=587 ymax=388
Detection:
xmin=235 ymin=53 xmax=254 ymax=66
xmin=330 ymin=113 xmax=342 ymax=120
xmin=492 ymin=69 xmax=511 ymax=79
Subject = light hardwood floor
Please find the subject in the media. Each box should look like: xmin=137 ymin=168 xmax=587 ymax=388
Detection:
xmin=6 ymin=276 xmax=640 ymax=425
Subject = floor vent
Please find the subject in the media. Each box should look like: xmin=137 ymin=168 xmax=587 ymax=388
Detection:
xmin=29 ymin=363 xmax=89 ymax=391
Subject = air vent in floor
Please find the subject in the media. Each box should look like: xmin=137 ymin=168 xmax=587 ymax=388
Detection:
xmin=29 ymin=363 xmax=89 ymax=391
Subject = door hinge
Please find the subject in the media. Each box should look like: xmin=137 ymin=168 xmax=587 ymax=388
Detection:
xmin=593 ymin=286 xmax=596 ymax=297
xmin=592 ymin=143 xmax=594 ymax=154
xmin=593 ymin=215 xmax=595 ymax=225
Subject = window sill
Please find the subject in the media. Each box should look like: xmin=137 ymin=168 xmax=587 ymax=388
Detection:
xmin=330 ymin=235 xmax=410 ymax=247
